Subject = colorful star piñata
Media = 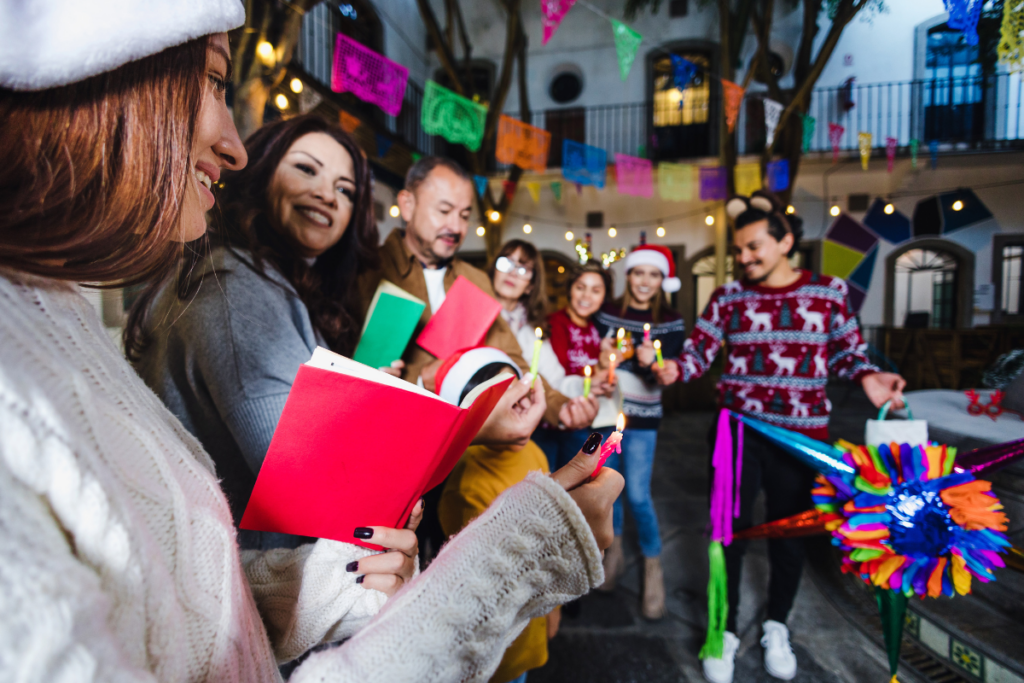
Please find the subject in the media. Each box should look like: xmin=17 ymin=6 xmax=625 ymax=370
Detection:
xmin=813 ymin=441 xmax=1010 ymax=598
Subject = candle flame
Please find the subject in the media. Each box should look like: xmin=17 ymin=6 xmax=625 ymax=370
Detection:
xmin=617 ymin=327 xmax=625 ymax=340
xmin=609 ymin=353 xmax=616 ymax=363
xmin=584 ymin=365 xmax=592 ymax=377
xmin=535 ymin=327 xmax=543 ymax=338
xmin=644 ymin=323 xmax=650 ymax=331
xmin=654 ymin=339 xmax=661 ymax=349
xmin=616 ymin=413 xmax=625 ymax=432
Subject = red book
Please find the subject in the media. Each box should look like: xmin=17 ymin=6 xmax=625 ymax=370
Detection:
xmin=416 ymin=275 xmax=502 ymax=359
xmin=240 ymin=347 xmax=514 ymax=550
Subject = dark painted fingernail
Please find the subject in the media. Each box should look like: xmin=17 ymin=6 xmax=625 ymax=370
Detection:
xmin=583 ymin=431 xmax=602 ymax=454
xmin=356 ymin=575 xmax=365 ymax=584
xmin=354 ymin=527 xmax=374 ymax=539
xmin=346 ymin=561 xmax=359 ymax=572
xmin=419 ymin=497 xmax=425 ymax=509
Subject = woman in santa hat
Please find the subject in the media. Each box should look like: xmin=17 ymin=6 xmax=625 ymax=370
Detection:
xmin=593 ymin=244 xmax=686 ymax=619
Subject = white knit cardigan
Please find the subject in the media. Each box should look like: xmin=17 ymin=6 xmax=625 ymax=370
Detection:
xmin=0 ymin=269 xmax=604 ymax=682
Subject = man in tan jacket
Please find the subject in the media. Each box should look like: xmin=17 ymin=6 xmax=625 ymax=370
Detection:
xmin=360 ymin=157 xmax=599 ymax=448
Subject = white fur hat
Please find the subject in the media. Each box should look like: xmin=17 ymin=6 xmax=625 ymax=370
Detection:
xmin=0 ymin=0 xmax=245 ymax=90
xmin=436 ymin=347 xmax=521 ymax=406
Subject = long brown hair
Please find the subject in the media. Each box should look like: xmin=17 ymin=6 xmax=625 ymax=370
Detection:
xmin=125 ymin=115 xmax=379 ymax=358
xmin=0 ymin=38 xmax=207 ymax=284
xmin=567 ymin=262 xmax=612 ymax=318
xmin=619 ymin=268 xmax=667 ymax=324
xmin=489 ymin=239 xmax=547 ymax=328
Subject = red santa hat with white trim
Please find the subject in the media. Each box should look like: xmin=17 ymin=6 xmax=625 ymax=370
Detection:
xmin=623 ymin=245 xmax=681 ymax=293
xmin=435 ymin=347 xmax=522 ymax=406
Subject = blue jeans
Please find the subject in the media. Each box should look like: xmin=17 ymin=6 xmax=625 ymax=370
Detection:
xmin=604 ymin=427 xmax=662 ymax=558
xmin=532 ymin=426 xmax=614 ymax=473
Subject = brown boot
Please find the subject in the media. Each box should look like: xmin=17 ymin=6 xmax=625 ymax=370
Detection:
xmin=597 ymin=535 xmax=624 ymax=592
xmin=642 ymin=556 xmax=666 ymax=620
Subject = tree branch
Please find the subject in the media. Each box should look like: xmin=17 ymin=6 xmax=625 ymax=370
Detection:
xmin=416 ymin=0 xmax=466 ymax=95
xmin=765 ymin=0 xmax=866 ymax=156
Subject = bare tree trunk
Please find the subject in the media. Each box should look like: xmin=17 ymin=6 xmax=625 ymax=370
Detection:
xmin=417 ymin=0 xmax=530 ymax=262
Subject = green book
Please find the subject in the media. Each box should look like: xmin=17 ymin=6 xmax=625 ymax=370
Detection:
xmin=353 ymin=280 xmax=426 ymax=369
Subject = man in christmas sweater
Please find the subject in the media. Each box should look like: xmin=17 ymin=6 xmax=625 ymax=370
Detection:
xmin=643 ymin=193 xmax=906 ymax=683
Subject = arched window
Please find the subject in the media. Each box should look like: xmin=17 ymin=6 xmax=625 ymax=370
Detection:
xmin=893 ymin=249 xmax=958 ymax=329
xmin=691 ymin=253 xmax=732 ymax=323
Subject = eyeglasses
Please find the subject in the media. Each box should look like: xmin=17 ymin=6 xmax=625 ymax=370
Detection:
xmin=495 ymin=256 xmax=534 ymax=280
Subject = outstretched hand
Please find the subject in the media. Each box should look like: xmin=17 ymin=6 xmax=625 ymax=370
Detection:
xmin=472 ymin=375 xmax=546 ymax=449
xmin=559 ymin=395 xmax=600 ymax=430
xmin=550 ymin=432 xmax=624 ymax=551
xmin=651 ymin=358 xmax=680 ymax=386
xmin=636 ymin=340 xmax=656 ymax=368
xmin=861 ymin=372 xmax=907 ymax=410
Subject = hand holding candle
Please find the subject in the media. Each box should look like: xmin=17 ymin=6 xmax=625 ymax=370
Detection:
xmin=643 ymin=323 xmax=651 ymax=344
xmin=592 ymin=413 xmax=625 ymax=477
xmin=530 ymin=327 xmax=542 ymax=387
xmin=654 ymin=339 xmax=664 ymax=368
xmin=583 ymin=364 xmax=592 ymax=398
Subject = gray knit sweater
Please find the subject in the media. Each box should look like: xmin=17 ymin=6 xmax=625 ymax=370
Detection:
xmin=135 ymin=247 xmax=323 ymax=550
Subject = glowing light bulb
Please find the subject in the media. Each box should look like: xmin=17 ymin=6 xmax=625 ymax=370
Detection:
xmin=830 ymin=205 xmax=841 ymax=217
xmin=656 ymin=226 xmax=666 ymax=237
xmin=786 ymin=205 xmax=796 ymax=215
xmin=476 ymin=226 xmax=486 ymax=236
xmin=256 ymin=41 xmax=276 ymax=66
xmin=608 ymin=227 xmax=617 ymax=237
xmin=489 ymin=210 xmax=501 ymax=222
xmin=389 ymin=204 xmax=400 ymax=218
xmin=523 ymin=223 xmax=532 ymax=234
xmin=952 ymin=200 xmax=963 ymax=211
xmin=705 ymin=215 xmax=715 ymax=226
xmin=884 ymin=203 xmax=895 ymax=215
xmin=274 ymin=94 xmax=289 ymax=110
xmin=565 ymin=231 xmax=574 ymax=241
xmin=289 ymin=78 xmax=303 ymax=94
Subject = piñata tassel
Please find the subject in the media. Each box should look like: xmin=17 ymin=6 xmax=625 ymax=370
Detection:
xmin=700 ymin=540 xmax=729 ymax=659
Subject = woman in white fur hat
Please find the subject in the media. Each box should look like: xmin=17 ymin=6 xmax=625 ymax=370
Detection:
xmin=0 ymin=4 xmax=621 ymax=681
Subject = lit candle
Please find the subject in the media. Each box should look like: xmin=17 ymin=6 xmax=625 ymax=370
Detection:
xmin=616 ymin=327 xmax=625 ymax=352
xmin=643 ymin=323 xmax=651 ymax=344
xmin=592 ymin=413 xmax=625 ymax=477
xmin=530 ymin=327 xmax=542 ymax=387
xmin=608 ymin=353 xmax=617 ymax=385
xmin=654 ymin=339 xmax=664 ymax=368
xmin=583 ymin=364 xmax=592 ymax=398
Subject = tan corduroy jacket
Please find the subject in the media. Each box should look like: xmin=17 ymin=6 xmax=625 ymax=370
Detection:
xmin=359 ymin=229 xmax=567 ymax=425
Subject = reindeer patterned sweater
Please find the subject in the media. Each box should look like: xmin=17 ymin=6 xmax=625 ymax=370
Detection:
xmin=674 ymin=270 xmax=878 ymax=439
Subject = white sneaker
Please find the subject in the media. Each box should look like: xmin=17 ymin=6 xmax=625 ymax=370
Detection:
xmin=761 ymin=620 xmax=797 ymax=680
xmin=701 ymin=631 xmax=740 ymax=683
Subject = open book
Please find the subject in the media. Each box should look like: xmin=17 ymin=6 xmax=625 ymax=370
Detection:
xmin=240 ymin=347 xmax=515 ymax=550
xmin=352 ymin=280 xmax=425 ymax=370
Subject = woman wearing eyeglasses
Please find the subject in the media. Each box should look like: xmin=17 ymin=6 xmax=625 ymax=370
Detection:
xmin=489 ymin=244 xmax=614 ymax=469
xmin=489 ymin=240 xmax=551 ymax=359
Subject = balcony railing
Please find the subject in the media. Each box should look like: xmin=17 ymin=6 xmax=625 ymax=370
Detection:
xmin=804 ymin=73 xmax=1024 ymax=153
xmin=295 ymin=7 xmax=1023 ymax=166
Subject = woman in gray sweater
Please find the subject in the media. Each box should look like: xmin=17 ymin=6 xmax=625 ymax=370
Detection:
xmin=131 ymin=115 xmax=389 ymax=551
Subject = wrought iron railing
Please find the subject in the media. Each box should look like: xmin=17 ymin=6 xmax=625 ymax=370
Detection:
xmin=805 ymin=73 xmax=1024 ymax=153
xmin=296 ymin=8 xmax=1023 ymax=164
